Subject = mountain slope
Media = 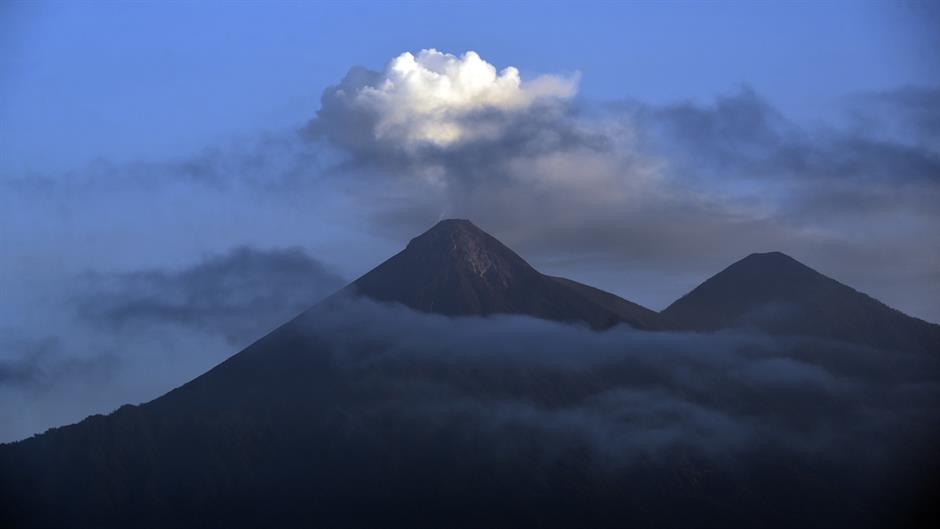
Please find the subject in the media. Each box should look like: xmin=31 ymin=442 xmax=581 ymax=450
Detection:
xmin=347 ymin=219 xmax=660 ymax=330
xmin=662 ymin=251 xmax=940 ymax=353
xmin=547 ymin=275 xmax=662 ymax=330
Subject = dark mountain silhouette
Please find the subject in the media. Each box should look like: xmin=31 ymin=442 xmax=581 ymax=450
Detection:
xmin=662 ymin=251 xmax=940 ymax=354
xmin=347 ymin=219 xmax=660 ymax=330
xmin=1 ymin=223 xmax=938 ymax=528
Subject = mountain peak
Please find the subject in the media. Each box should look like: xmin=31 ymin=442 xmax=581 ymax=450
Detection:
xmin=742 ymin=250 xmax=793 ymax=261
xmin=400 ymin=218 xmax=533 ymax=282
xmin=426 ymin=218 xmax=476 ymax=231
xmin=347 ymin=220 xmax=660 ymax=329
xmin=407 ymin=219 xmax=500 ymax=252
xmin=663 ymin=251 xmax=940 ymax=353
xmin=738 ymin=251 xmax=805 ymax=267
xmin=720 ymin=251 xmax=819 ymax=282
xmin=408 ymin=218 xmax=505 ymax=248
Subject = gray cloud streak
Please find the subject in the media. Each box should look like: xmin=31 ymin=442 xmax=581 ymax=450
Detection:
xmin=76 ymin=246 xmax=345 ymax=345
xmin=0 ymin=246 xmax=345 ymax=443
xmin=0 ymin=335 xmax=118 ymax=391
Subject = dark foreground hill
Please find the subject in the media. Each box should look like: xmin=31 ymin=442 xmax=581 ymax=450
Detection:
xmin=663 ymin=251 xmax=940 ymax=354
xmin=1 ymin=221 xmax=939 ymax=528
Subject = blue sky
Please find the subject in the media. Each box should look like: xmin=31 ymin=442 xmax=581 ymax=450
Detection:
xmin=1 ymin=1 xmax=938 ymax=442
xmin=3 ymin=1 xmax=936 ymax=173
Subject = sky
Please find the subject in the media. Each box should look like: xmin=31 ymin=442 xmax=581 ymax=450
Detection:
xmin=1 ymin=0 xmax=938 ymax=442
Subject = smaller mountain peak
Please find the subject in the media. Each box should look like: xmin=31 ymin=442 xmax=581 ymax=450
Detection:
xmin=663 ymin=248 xmax=940 ymax=353
xmin=742 ymin=251 xmax=794 ymax=261
xmin=734 ymin=251 xmax=809 ymax=272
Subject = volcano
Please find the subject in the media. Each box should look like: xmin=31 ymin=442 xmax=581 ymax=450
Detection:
xmin=662 ymin=251 xmax=940 ymax=353
xmin=347 ymin=219 xmax=660 ymax=330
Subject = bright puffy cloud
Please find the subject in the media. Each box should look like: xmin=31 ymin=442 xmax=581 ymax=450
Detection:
xmin=324 ymin=49 xmax=578 ymax=148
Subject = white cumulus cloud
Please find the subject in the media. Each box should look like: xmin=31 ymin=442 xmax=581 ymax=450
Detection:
xmin=314 ymin=49 xmax=578 ymax=149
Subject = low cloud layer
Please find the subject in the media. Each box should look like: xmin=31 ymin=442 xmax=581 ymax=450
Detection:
xmin=300 ymin=298 xmax=939 ymax=468
xmin=164 ymin=293 xmax=932 ymax=524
